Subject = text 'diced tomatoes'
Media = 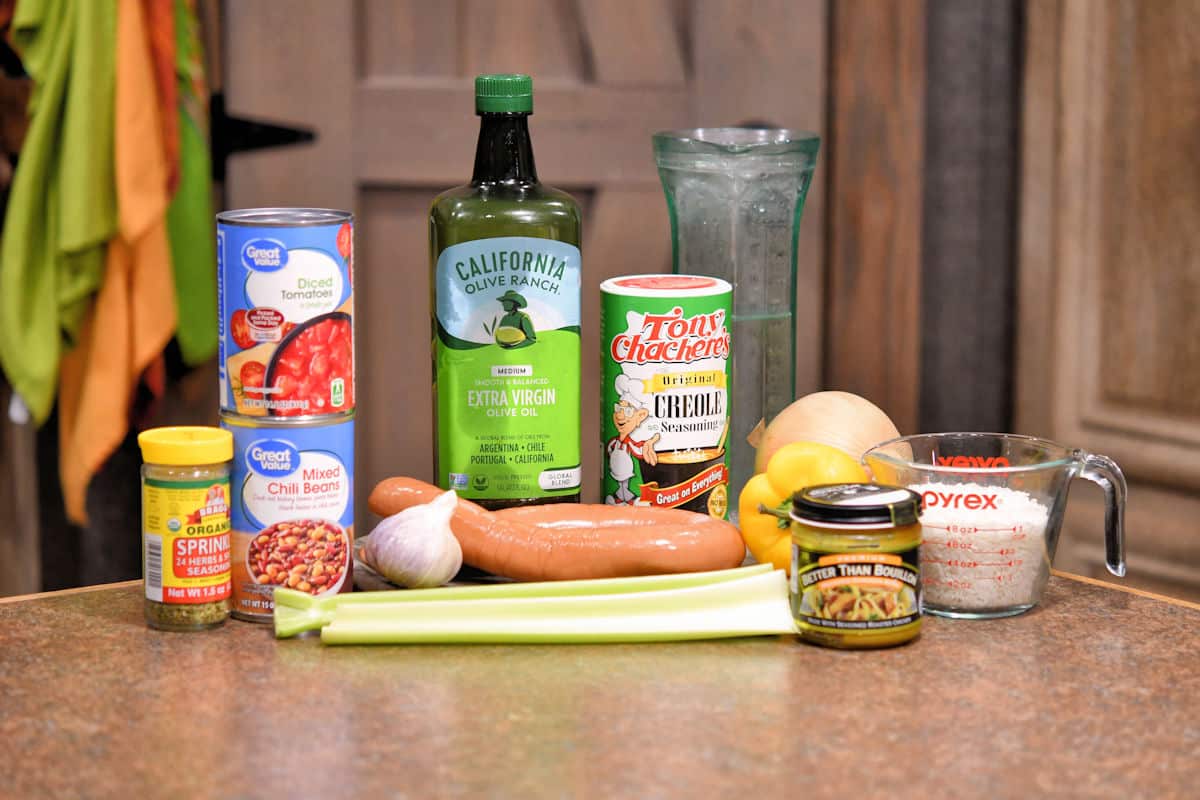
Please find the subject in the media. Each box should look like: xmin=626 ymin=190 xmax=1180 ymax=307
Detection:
xmin=217 ymin=209 xmax=354 ymax=418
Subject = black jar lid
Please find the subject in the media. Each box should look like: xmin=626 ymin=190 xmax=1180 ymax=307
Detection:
xmin=791 ymin=483 xmax=922 ymax=527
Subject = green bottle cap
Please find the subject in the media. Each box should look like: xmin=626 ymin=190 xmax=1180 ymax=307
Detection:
xmin=475 ymin=74 xmax=533 ymax=114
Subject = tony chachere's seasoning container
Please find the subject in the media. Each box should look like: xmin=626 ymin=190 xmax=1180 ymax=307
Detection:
xmin=789 ymin=483 xmax=922 ymax=649
xmin=137 ymin=427 xmax=234 ymax=631
xmin=600 ymin=275 xmax=732 ymax=517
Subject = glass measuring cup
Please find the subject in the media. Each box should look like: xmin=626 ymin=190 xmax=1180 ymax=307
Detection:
xmin=863 ymin=433 xmax=1126 ymax=618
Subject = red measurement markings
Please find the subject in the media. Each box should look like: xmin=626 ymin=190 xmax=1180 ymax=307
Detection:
xmin=923 ymin=556 xmax=1023 ymax=569
xmin=922 ymin=523 xmax=1026 ymax=534
xmin=921 ymin=557 xmax=982 ymax=568
xmin=922 ymin=577 xmax=974 ymax=589
xmin=925 ymin=538 xmax=1011 ymax=551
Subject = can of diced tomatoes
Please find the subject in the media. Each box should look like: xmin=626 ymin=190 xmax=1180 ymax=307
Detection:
xmin=220 ymin=411 xmax=355 ymax=622
xmin=216 ymin=208 xmax=355 ymax=419
xmin=600 ymin=275 xmax=732 ymax=518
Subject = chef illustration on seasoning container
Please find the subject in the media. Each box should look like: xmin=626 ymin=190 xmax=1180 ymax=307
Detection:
xmin=605 ymin=374 xmax=661 ymax=505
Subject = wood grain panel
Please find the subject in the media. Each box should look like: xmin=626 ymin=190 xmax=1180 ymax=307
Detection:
xmin=461 ymin=0 xmax=584 ymax=79
xmin=691 ymin=0 xmax=826 ymax=398
xmin=1054 ymin=483 xmax=1200 ymax=604
xmin=1014 ymin=0 xmax=1060 ymax=440
xmin=223 ymin=1 xmax=354 ymax=210
xmin=362 ymin=1 xmax=458 ymax=79
xmin=355 ymin=82 xmax=688 ymax=187
xmin=825 ymin=0 xmax=925 ymax=433
xmin=1019 ymin=0 xmax=1200 ymax=600
xmin=578 ymin=0 xmax=686 ymax=85
xmin=1044 ymin=0 xmax=1200 ymax=488
xmin=1096 ymin=0 xmax=1200 ymax=419
xmin=357 ymin=190 xmax=437 ymax=521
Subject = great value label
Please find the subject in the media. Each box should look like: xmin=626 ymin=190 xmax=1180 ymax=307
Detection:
xmin=217 ymin=210 xmax=355 ymax=419
xmin=222 ymin=414 xmax=354 ymax=621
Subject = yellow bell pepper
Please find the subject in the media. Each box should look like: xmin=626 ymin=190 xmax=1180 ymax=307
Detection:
xmin=737 ymin=441 xmax=869 ymax=571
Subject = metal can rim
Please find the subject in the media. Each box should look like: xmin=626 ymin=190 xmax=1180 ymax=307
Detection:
xmin=218 ymin=409 xmax=356 ymax=429
xmin=216 ymin=208 xmax=353 ymax=227
xmin=599 ymin=274 xmax=732 ymax=298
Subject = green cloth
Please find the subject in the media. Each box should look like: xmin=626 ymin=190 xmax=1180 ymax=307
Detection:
xmin=165 ymin=0 xmax=215 ymax=365
xmin=0 ymin=0 xmax=116 ymax=425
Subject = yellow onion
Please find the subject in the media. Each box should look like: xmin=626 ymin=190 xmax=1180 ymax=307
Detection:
xmin=753 ymin=391 xmax=901 ymax=472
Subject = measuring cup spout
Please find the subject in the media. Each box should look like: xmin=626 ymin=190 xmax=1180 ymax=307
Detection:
xmin=1074 ymin=450 xmax=1127 ymax=577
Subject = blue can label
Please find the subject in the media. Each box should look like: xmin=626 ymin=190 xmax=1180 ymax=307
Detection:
xmin=222 ymin=415 xmax=354 ymax=618
xmin=217 ymin=214 xmax=354 ymax=418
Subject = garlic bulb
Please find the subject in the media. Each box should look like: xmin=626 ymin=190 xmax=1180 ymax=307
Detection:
xmin=360 ymin=490 xmax=462 ymax=588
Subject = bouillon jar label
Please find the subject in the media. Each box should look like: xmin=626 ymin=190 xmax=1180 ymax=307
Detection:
xmin=791 ymin=547 xmax=921 ymax=634
xmin=600 ymin=275 xmax=732 ymax=518
xmin=434 ymin=236 xmax=582 ymax=502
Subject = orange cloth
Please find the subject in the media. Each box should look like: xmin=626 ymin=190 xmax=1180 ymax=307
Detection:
xmin=140 ymin=0 xmax=178 ymax=193
xmin=58 ymin=0 xmax=177 ymax=524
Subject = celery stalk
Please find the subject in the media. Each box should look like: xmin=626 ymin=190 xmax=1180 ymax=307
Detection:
xmin=274 ymin=564 xmax=773 ymax=639
xmin=315 ymin=569 xmax=794 ymax=645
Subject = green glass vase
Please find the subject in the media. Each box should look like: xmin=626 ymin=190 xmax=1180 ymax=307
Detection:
xmin=654 ymin=128 xmax=820 ymax=507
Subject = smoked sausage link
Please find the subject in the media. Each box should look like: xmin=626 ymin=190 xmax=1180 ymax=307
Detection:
xmin=368 ymin=477 xmax=747 ymax=581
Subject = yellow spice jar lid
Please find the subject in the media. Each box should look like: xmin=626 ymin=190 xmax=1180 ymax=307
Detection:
xmin=138 ymin=426 xmax=233 ymax=465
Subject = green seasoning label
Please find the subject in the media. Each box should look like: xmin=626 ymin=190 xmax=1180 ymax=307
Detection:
xmin=435 ymin=236 xmax=581 ymax=500
xmin=790 ymin=547 xmax=921 ymax=634
xmin=600 ymin=276 xmax=731 ymax=517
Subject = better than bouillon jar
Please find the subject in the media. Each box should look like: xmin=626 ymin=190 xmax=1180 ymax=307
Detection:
xmin=137 ymin=427 xmax=234 ymax=631
xmin=789 ymin=483 xmax=922 ymax=649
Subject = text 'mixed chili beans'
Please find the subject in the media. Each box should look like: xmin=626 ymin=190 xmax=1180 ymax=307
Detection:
xmin=222 ymin=413 xmax=355 ymax=622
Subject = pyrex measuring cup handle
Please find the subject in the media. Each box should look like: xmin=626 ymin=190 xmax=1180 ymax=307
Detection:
xmin=1075 ymin=451 xmax=1127 ymax=577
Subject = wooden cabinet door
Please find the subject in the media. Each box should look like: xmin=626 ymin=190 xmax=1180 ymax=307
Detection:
xmin=1020 ymin=0 xmax=1200 ymax=600
xmin=222 ymin=1 xmax=826 ymax=517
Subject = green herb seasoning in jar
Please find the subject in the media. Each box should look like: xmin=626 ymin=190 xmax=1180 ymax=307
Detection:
xmin=137 ymin=427 xmax=234 ymax=631
xmin=789 ymin=483 xmax=922 ymax=649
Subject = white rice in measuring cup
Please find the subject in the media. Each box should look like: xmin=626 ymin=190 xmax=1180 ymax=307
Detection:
xmin=912 ymin=483 xmax=1052 ymax=611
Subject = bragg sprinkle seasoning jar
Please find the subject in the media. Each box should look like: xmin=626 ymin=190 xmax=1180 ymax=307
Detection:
xmin=789 ymin=483 xmax=922 ymax=649
xmin=137 ymin=427 xmax=234 ymax=631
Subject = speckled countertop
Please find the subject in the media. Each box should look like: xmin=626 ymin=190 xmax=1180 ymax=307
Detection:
xmin=1 ymin=575 xmax=1197 ymax=798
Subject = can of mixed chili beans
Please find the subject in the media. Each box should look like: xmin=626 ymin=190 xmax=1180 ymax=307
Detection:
xmin=216 ymin=208 xmax=355 ymax=419
xmin=220 ymin=411 xmax=355 ymax=622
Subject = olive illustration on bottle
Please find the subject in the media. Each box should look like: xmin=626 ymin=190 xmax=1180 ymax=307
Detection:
xmin=494 ymin=290 xmax=536 ymax=348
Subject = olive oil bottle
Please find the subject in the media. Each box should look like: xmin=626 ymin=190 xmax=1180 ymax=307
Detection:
xmin=429 ymin=74 xmax=582 ymax=510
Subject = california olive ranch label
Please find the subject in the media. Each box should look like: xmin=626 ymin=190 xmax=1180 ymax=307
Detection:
xmin=435 ymin=236 xmax=582 ymax=501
